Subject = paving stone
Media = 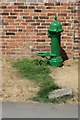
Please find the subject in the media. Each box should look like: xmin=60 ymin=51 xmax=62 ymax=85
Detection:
xmin=48 ymin=88 xmax=72 ymax=99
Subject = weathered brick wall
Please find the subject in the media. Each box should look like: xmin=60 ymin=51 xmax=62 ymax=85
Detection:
xmin=0 ymin=0 xmax=79 ymax=60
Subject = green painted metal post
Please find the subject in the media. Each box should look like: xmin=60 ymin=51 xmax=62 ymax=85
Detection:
xmin=37 ymin=16 xmax=64 ymax=67
xmin=48 ymin=16 xmax=64 ymax=67
xmin=51 ymin=33 xmax=61 ymax=56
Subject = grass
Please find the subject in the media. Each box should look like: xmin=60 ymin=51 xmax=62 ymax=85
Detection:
xmin=13 ymin=59 xmax=66 ymax=103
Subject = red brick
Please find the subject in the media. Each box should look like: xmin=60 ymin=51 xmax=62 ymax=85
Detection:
xmin=10 ymin=12 xmax=18 ymax=15
xmin=20 ymin=12 xmax=29 ymax=15
xmin=4 ymin=19 xmax=14 ymax=22
xmin=0 ymin=6 xmax=6 ymax=9
xmin=26 ymin=20 xmax=35 ymax=22
xmin=5 ymin=25 xmax=15 ymax=29
xmin=46 ymin=19 xmax=53 ymax=22
xmin=0 ymin=3 xmax=9 ymax=6
xmin=7 ymin=6 xmax=18 ymax=9
xmin=2 ymin=2 xmax=79 ymax=60
xmin=41 ymin=36 xmax=48 ymax=39
xmin=39 ymin=16 xmax=49 ymax=19
xmin=45 ymin=9 xmax=54 ymax=12
xmin=30 ymin=3 xmax=38 ymax=6
xmin=17 ymin=26 xmax=25 ymax=29
xmin=36 ymin=20 xmax=45 ymax=22
xmin=47 ymin=13 xmax=56 ymax=16
xmin=21 ymin=36 xmax=30 ymax=39
xmin=41 ymin=23 xmax=50 ymax=26
xmin=36 ymin=6 xmax=45 ymax=9
xmin=31 ymin=23 xmax=40 ymax=25
xmin=23 ymin=16 xmax=32 ymax=19
xmin=36 ymin=46 xmax=44 ymax=49
xmin=60 ymin=10 xmax=67 ymax=13
xmin=28 ymin=6 xmax=35 ymax=9
xmin=39 ymin=13 xmax=47 ymax=16
xmin=11 ymin=36 xmax=21 ymax=39
xmin=44 ymin=3 xmax=54 ymax=6
xmin=27 ymin=26 xmax=33 ymax=29
xmin=66 ymin=43 xmax=72 ymax=46
xmin=14 ymin=10 xmax=23 ymax=12
xmin=9 ymin=22 xmax=18 ymax=25
xmin=37 ymin=33 xmax=46 ymax=35
xmin=37 ymin=39 xmax=45 ymax=42
xmin=3 ymin=9 xmax=13 ymax=13
xmin=15 ymin=19 xmax=25 ymax=23
xmin=24 ymin=29 xmax=33 ymax=32
xmin=24 ymin=9 xmax=34 ymax=13
xmin=14 ymin=3 xmax=24 ymax=5
xmin=8 ymin=16 xmax=17 ymax=19
xmin=56 ymin=6 xmax=66 ymax=10
xmin=58 ymin=13 xmax=67 ymax=16
xmin=18 ymin=6 xmax=27 ymax=9
xmin=1 ymin=36 xmax=9 ymax=38
xmin=7 ymin=40 xmax=15 ymax=43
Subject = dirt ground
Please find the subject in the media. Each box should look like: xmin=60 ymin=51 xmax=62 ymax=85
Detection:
xmin=2 ymin=59 xmax=40 ymax=103
xmin=1 ymin=59 xmax=78 ymax=104
xmin=50 ymin=60 xmax=78 ymax=104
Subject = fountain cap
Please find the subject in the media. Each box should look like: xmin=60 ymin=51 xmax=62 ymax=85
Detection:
xmin=48 ymin=16 xmax=64 ymax=33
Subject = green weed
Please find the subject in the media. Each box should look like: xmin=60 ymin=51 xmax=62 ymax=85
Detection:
xmin=13 ymin=59 xmax=66 ymax=103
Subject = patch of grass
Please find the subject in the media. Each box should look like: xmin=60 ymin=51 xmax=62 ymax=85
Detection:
xmin=13 ymin=59 xmax=50 ymax=83
xmin=13 ymin=59 xmax=64 ymax=103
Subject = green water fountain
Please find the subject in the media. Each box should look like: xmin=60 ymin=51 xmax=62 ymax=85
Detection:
xmin=37 ymin=16 xmax=64 ymax=67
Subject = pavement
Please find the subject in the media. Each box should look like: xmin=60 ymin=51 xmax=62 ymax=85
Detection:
xmin=0 ymin=103 xmax=2 ymax=119
xmin=1 ymin=102 xmax=79 ymax=118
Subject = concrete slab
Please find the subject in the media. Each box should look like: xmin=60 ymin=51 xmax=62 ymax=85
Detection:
xmin=0 ymin=102 xmax=2 ymax=120
xmin=2 ymin=102 xmax=78 ymax=118
xmin=49 ymin=88 xmax=72 ymax=99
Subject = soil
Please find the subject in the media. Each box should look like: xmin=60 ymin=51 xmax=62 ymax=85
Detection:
xmin=50 ymin=59 xmax=78 ymax=104
xmin=2 ymin=60 xmax=40 ymax=103
xmin=1 ymin=59 xmax=78 ymax=104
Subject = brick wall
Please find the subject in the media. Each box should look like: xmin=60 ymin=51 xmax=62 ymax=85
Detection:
xmin=0 ymin=1 xmax=80 ymax=60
